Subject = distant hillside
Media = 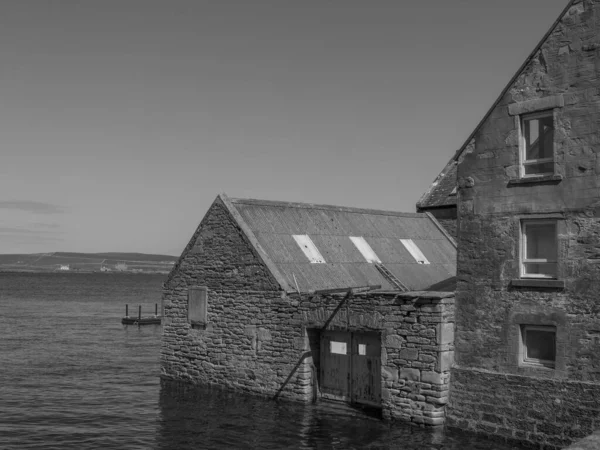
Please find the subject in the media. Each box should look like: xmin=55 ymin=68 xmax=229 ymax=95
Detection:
xmin=0 ymin=252 xmax=178 ymax=273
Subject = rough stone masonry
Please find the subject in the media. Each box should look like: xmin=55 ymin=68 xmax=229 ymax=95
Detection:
xmin=448 ymin=1 xmax=600 ymax=448
xmin=161 ymin=198 xmax=455 ymax=425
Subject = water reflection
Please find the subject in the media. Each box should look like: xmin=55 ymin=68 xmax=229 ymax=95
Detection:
xmin=156 ymin=380 xmax=523 ymax=450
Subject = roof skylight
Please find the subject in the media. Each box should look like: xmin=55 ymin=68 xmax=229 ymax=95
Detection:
xmin=292 ymin=235 xmax=326 ymax=264
xmin=400 ymin=239 xmax=430 ymax=265
xmin=349 ymin=236 xmax=381 ymax=263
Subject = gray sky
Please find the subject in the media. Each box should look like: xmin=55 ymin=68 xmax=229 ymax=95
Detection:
xmin=1 ymin=0 xmax=569 ymax=255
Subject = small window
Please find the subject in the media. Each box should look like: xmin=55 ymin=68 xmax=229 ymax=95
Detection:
xmin=188 ymin=286 xmax=208 ymax=326
xmin=400 ymin=239 xmax=430 ymax=265
xmin=521 ymin=111 xmax=554 ymax=176
xmin=521 ymin=325 xmax=556 ymax=368
xmin=330 ymin=341 xmax=347 ymax=355
xmin=521 ymin=221 xmax=557 ymax=278
xmin=292 ymin=235 xmax=326 ymax=264
xmin=349 ymin=236 xmax=381 ymax=263
xmin=358 ymin=344 xmax=366 ymax=355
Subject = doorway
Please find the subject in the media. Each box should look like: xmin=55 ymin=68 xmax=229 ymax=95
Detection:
xmin=320 ymin=330 xmax=381 ymax=408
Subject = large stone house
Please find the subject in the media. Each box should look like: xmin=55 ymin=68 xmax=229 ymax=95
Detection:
xmin=161 ymin=194 xmax=457 ymax=424
xmin=429 ymin=0 xmax=600 ymax=447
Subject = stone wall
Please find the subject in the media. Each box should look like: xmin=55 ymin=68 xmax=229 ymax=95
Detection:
xmin=449 ymin=211 xmax=600 ymax=447
xmin=455 ymin=214 xmax=600 ymax=379
xmin=162 ymin=287 xmax=312 ymax=401
xmin=451 ymin=1 xmax=600 ymax=447
xmin=163 ymin=198 xmax=281 ymax=294
xmin=300 ymin=291 xmax=455 ymax=425
xmin=161 ymin=198 xmax=308 ymax=401
xmin=162 ymin=284 xmax=456 ymax=421
xmin=448 ymin=368 xmax=600 ymax=449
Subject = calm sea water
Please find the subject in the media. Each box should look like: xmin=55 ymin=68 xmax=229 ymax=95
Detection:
xmin=0 ymin=273 xmax=524 ymax=450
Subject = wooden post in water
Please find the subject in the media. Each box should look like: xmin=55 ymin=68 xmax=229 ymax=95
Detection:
xmin=155 ymin=303 xmax=158 ymax=317
xmin=125 ymin=304 xmax=129 ymax=318
xmin=138 ymin=305 xmax=142 ymax=321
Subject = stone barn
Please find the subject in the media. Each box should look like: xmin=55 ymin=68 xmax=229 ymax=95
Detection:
xmin=161 ymin=194 xmax=457 ymax=424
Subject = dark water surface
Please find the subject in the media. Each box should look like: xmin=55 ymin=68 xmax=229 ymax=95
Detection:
xmin=0 ymin=273 xmax=523 ymax=449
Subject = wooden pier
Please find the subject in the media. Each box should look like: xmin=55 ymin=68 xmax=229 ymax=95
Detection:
xmin=121 ymin=303 xmax=161 ymax=325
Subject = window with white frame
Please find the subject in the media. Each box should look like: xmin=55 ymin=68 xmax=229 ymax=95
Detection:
xmin=520 ymin=325 xmax=556 ymax=368
xmin=520 ymin=111 xmax=554 ymax=176
xmin=521 ymin=220 xmax=557 ymax=278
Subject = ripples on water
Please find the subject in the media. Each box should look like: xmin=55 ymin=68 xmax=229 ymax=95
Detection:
xmin=0 ymin=273 xmax=524 ymax=449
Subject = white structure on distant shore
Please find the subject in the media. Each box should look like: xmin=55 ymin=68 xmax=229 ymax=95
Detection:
xmin=59 ymin=265 xmax=70 ymax=271
xmin=114 ymin=262 xmax=128 ymax=271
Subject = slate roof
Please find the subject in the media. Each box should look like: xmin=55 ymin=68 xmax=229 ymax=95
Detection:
xmin=221 ymin=195 xmax=456 ymax=293
xmin=417 ymin=0 xmax=576 ymax=211
xmin=417 ymin=160 xmax=458 ymax=209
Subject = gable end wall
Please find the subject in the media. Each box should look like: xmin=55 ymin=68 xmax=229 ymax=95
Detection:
xmin=160 ymin=200 xmax=313 ymax=400
xmin=450 ymin=2 xmax=600 ymax=448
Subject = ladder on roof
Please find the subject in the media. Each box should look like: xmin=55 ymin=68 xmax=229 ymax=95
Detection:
xmin=375 ymin=263 xmax=409 ymax=292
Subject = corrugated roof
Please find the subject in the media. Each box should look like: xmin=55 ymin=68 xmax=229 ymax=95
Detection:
xmin=223 ymin=195 xmax=456 ymax=293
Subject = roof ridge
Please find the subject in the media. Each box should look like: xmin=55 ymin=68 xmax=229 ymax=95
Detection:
xmin=230 ymin=197 xmax=425 ymax=218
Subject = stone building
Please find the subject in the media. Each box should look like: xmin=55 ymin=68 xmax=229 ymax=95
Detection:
xmin=437 ymin=0 xmax=600 ymax=447
xmin=161 ymin=194 xmax=457 ymax=424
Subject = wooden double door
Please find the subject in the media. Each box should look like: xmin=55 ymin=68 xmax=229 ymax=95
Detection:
xmin=320 ymin=330 xmax=381 ymax=408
